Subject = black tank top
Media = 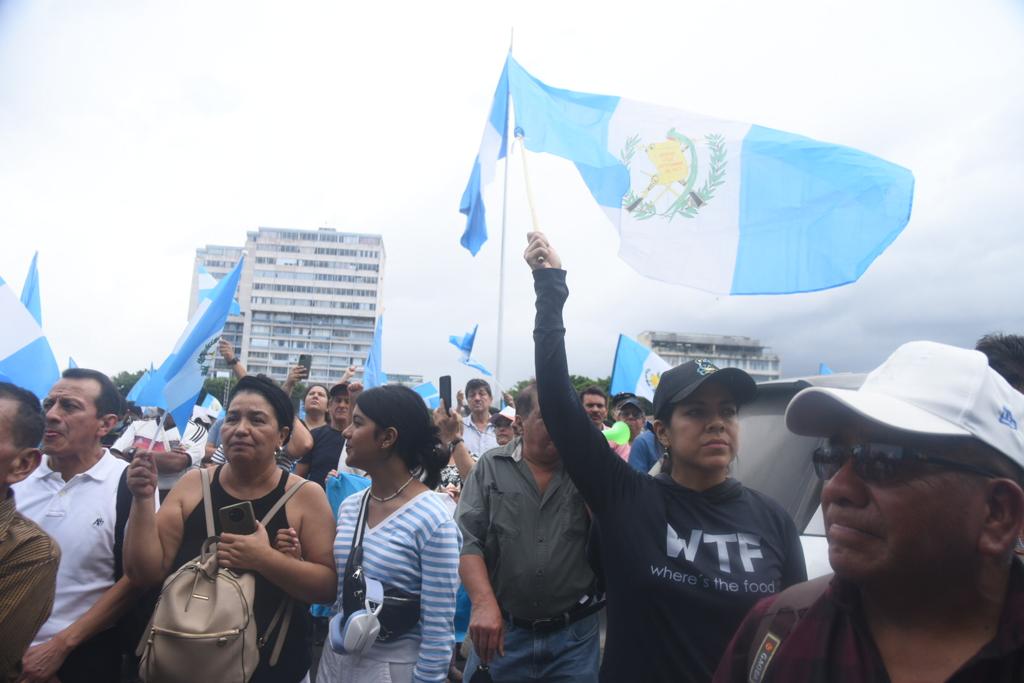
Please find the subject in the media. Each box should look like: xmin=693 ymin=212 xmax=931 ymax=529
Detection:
xmin=173 ymin=466 xmax=311 ymax=682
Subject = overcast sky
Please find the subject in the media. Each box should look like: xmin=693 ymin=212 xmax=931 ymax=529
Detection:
xmin=1 ymin=0 xmax=1022 ymax=392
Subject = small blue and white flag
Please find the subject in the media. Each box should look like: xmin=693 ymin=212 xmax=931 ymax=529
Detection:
xmin=449 ymin=325 xmax=492 ymax=376
xmin=413 ymin=382 xmax=441 ymax=410
xmin=0 ymin=266 xmax=60 ymax=399
xmin=609 ymin=334 xmax=672 ymax=402
xmin=200 ymin=392 xmax=224 ymax=419
xmin=196 ymin=264 xmax=241 ymax=316
xmin=136 ymin=258 xmax=244 ymax=428
xmin=459 ymin=57 xmax=510 ymax=256
xmin=818 ymin=362 xmax=834 ymax=376
xmin=68 ymin=357 xmax=78 ymax=369
xmin=471 ymin=56 xmax=915 ymax=295
xmin=363 ymin=315 xmax=388 ymax=389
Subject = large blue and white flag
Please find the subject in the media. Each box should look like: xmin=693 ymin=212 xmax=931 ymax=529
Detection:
xmin=363 ymin=315 xmax=388 ymax=389
xmin=459 ymin=58 xmax=510 ymax=256
xmin=449 ymin=325 xmax=492 ymax=376
xmin=0 ymin=270 xmax=60 ymax=399
xmin=413 ymin=382 xmax=441 ymax=410
xmin=610 ymin=334 xmax=672 ymax=402
xmin=197 ymin=264 xmax=242 ymax=316
xmin=127 ymin=364 xmax=155 ymax=404
xmin=467 ymin=56 xmax=915 ymax=294
xmin=136 ymin=258 xmax=244 ymax=428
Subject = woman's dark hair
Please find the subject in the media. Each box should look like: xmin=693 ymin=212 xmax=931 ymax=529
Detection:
xmin=304 ymin=383 xmax=329 ymax=399
xmin=228 ymin=375 xmax=295 ymax=445
xmin=355 ymin=385 xmax=447 ymax=489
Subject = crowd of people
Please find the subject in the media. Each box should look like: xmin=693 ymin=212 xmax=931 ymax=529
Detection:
xmin=2 ymin=231 xmax=1024 ymax=682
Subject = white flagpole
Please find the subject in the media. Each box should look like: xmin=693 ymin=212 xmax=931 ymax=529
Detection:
xmin=494 ymin=29 xmax=513 ymax=398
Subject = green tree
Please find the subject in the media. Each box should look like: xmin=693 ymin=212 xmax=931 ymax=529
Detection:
xmin=508 ymin=375 xmax=611 ymax=399
xmin=111 ymin=370 xmax=145 ymax=398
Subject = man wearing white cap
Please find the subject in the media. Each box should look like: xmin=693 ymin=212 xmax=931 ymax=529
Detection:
xmin=715 ymin=341 xmax=1024 ymax=683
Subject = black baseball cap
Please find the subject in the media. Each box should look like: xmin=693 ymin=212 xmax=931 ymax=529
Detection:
xmin=612 ymin=393 xmax=645 ymax=413
xmin=328 ymin=382 xmax=350 ymax=399
xmin=652 ymin=360 xmax=757 ymax=421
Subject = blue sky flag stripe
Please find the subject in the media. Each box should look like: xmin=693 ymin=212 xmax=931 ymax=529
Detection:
xmin=459 ymin=57 xmax=509 ymax=255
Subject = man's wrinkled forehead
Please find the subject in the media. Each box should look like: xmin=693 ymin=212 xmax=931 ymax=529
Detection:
xmin=46 ymin=378 xmax=101 ymax=409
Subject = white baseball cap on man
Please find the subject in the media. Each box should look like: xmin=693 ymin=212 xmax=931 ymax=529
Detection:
xmin=786 ymin=340 xmax=1024 ymax=470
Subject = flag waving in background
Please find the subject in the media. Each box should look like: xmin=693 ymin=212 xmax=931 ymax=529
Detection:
xmin=135 ymin=258 xmax=244 ymax=428
xmin=462 ymin=56 xmax=915 ymax=295
xmin=20 ymin=252 xmax=42 ymax=325
xmin=363 ymin=315 xmax=388 ymax=388
xmin=196 ymin=265 xmax=242 ymax=316
xmin=0 ymin=255 xmax=60 ymax=398
xmin=610 ymin=335 xmax=672 ymax=402
xmin=459 ymin=58 xmax=510 ymax=256
xmin=449 ymin=325 xmax=492 ymax=376
xmin=413 ymin=382 xmax=441 ymax=410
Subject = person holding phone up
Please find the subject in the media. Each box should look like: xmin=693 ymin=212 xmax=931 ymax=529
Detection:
xmin=123 ymin=376 xmax=338 ymax=682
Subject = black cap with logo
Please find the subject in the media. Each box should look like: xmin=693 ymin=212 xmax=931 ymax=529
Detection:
xmin=652 ymin=359 xmax=757 ymax=421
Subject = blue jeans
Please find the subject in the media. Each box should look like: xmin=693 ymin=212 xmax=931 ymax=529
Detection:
xmin=464 ymin=612 xmax=600 ymax=683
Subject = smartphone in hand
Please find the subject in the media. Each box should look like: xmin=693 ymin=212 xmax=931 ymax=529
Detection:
xmin=439 ymin=375 xmax=452 ymax=412
xmin=298 ymin=354 xmax=312 ymax=377
xmin=219 ymin=502 xmax=257 ymax=535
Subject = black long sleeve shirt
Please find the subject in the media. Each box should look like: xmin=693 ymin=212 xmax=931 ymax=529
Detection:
xmin=533 ymin=267 xmax=807 ymax=683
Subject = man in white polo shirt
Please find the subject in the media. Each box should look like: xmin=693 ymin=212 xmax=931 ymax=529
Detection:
xmin=13 ymin=368 xmax=153 ymax=683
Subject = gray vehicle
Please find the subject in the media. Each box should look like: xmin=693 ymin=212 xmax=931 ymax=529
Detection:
xmin=733 ymin=372 xmax=866 ymax=578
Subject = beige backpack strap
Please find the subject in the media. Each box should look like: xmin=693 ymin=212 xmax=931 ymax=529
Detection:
xmin=263 ymin=598 xmax=294 ymax=667
xmin=199 ymin=467 xmax=216 ymax=537
xmin=258 ymin=478 xmax=307 ymax=665
xmin=260 ymin=478 xmax=308 ymax=526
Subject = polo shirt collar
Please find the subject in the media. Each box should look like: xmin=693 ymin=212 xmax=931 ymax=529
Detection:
xmin=35 ymin=448 xmax=117 ymax=483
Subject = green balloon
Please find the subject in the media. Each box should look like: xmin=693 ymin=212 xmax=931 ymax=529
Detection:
xmin=602 ymin=421 xmax=630 ymax=445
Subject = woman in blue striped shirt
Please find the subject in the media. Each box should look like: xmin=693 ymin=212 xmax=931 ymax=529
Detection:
xmin=317 ymin=385 xmax=462 ymax=683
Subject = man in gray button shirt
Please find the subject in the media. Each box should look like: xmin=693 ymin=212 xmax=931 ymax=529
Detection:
xmin=456 ymin=383 xmax=601 ymax=682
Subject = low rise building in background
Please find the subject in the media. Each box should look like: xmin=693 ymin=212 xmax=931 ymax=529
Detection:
xmin=638 ymin=331 xmax=781 ymax=382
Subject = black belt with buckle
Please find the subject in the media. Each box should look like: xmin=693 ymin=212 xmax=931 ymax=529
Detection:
xmin=501 ymin=597 xmax=605 ymax=634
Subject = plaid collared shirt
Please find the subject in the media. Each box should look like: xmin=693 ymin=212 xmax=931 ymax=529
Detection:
xmin=714 ymin=562 xmax=1024 ymax=683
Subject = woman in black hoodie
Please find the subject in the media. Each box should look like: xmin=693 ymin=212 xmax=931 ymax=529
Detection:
xmin=525 ymin=231 xmax=806 ymax=683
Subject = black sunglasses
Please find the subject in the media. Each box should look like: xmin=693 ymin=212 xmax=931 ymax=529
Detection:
xmin=812 ymin=442 xmax=1001 ymax=485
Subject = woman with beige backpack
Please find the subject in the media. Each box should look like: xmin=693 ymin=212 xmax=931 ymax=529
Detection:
xmin=124 ymin=375 xmax=338 ymax=683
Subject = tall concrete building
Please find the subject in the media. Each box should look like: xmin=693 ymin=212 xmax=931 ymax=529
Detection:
xmin=191 ymin=227 xmax=385 ymax=385
xmin=638 ymin=331 xmax=781 ymax=383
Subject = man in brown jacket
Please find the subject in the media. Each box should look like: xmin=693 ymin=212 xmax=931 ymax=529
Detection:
xmin=0 ymin=382 xmax=59 ymax=682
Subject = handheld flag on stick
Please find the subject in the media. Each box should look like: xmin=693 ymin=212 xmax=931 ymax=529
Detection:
xmin=135 ymin=258 xmax=245 ymax=428
xmin=196 ymin=265 xmax=242 ymax=316
xmin=363 ymin=316 xmax=388 ymax=389
xmin=609 ymin=334 xmax=672 ymax=402
xmin=449 ymin=325 xmax=492 ymax=376
xmin=462 ymin=56 xmax=915 ymax=295
xmin=460 ymin=59 xmax=510 ymax=256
